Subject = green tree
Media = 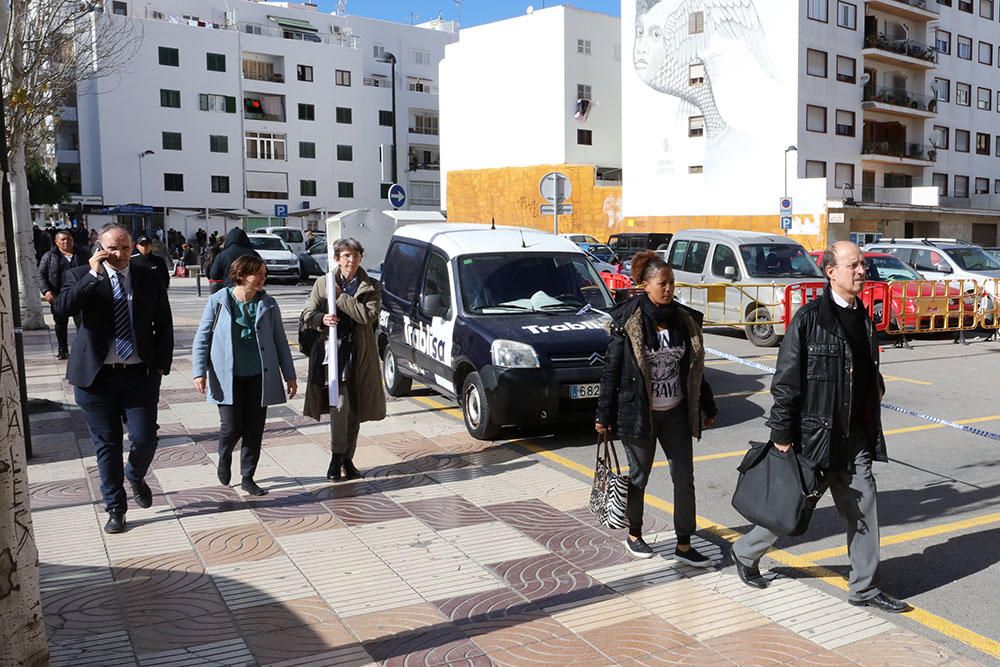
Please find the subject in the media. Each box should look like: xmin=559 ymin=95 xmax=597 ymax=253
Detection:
xmin=26 ymin=157 xmax=69 ymax=206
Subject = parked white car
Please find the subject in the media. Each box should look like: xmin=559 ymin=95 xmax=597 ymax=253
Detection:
xmin=248 ymin=233 xmax=301 ymax=283
xmin=254 ymin=226 xmax=308 ymax=254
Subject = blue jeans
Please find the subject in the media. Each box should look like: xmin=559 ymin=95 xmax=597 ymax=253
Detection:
xmin=74 ymin=366 xmax=162 ymax=513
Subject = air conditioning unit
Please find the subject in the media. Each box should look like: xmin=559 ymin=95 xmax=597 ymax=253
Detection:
xmin=332 ymin=25 xmax=341 ymax=33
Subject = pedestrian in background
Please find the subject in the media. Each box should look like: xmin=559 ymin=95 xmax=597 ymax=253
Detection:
xmin=56 ymin=223 xmax=173 ymax=534
xmin=731 ymin=241 xmax=909 ymax=613
xmin=209 ymin=229 xmax=260 ymax=294
xmin=301 ymin=238 xmax=385 ymax=481
xmin=37 ymin=229 xmax=88 ymax=359
xmin=595 ymin=250 xmax=717 ymax=563
xmin=192 ymin=255 xmax=297 ymax=496
xmin=130 ymin=236 xmax=171 ymax=289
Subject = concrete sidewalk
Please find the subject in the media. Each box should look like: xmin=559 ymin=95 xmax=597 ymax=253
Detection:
xmin=22 ymin=319 xmax=983 ymax=666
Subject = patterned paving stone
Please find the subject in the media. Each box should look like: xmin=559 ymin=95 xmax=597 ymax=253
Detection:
xmin=487 ymin=499 xmax=588 ymax=538
xmin=29 ymin=478 xmax=92 ymax=510
xmin=403 ymin=495 xmax=494 ymax=530
xmin=834 ymin=629 xmax=978 ymax=666
xmin=538 ymin=524 xmax=634 ymax=571
xmin=191 ymin=523 xmax=283 ymax=566
xmin=438 ymin=521 xmax=550 ymax=565
xmin=343 ymin=602 xmax=451 ymax=642
xmin=116 ymin=553 xmax=228 ymax=627
xmin=488 ymin=553 xmax=604 ymax=603
xmin=487 ymin=632 xmax=611 ymax=666
xmin=363 ymin=623 xmax=485 ymax=667
xmin=629 ymin=578 xmax=771 ymax=641
xmin=244 ymin=618 xmax=360 ymax=665
xmin=370 ymin=431 xmax=444 ymax=457
xmin=245 ymin=488 xmax=330 ymax=521
xmin=151 ymin=443 xmax=210 ymax=469
xmin=364 ymin=452 xmax=471 ymax=478
xmin=544 ymin=592 xmax=650 ymax=634
xmin=579 ymin=616 xmax=696 ymax=660
xmin=128 ymin=611 xmax=241 ymax=654
xmin=42 ymin=578 xmax=126 ymax=641
xmin=233 ymin=596 xmax=340 ymax=633
xmin=138 ymin=638 xmax=255 ymax=666
xmin=618 ymin=643 xmax=736 ymax=666
xmin=323 ymin=491 xmax=411 ymax=526
xmin=49 ymin=630 xmax=137 ymax=667
xmin=705 ymin=623 xmax=851 ymax=665
xmin=168 ymin=485 xmax=246 ymax=517
xmin=264 ymin=513 xmax=346 ymax=536
xmin=266 ymin=645 xmax=378 ymax=666
xmin=209 ymin=555 xmax=317 ymax=611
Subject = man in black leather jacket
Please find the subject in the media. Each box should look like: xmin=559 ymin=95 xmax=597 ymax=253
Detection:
xmin=38 ymin=229 xmax=88 ymax=359
xmin=732 ymin=241 xmax=909 ymax=613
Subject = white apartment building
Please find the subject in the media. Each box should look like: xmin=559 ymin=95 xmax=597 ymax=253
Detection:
xmin=622 ymin=0 xmax=1000 ymax=247
xmin=57 ymin=0 xmax=456 ymax=235
xmin=440 ymin=5 xmax=622 ymax=212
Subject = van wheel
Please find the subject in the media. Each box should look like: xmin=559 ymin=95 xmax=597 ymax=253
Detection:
xmin=462 ymin=372 xmax=500 ymax=440
xmin=746 ymin=307 xmax=780 ymax=347
xmin=382 ymin=348 xmax=412 ymax=397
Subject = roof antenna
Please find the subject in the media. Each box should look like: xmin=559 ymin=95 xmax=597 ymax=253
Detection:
xmin=490 ymin=217 xmax=495 ymax=230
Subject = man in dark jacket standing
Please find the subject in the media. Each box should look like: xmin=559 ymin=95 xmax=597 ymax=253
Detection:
xmin=732 ymin=241 xmax=908 ymax=613
xmin=38 ymin=229 xmax=89 ymax=359
xmin=209 ymin=228 xmax=260 ymax=293
xmin=130 ymin=236 xmax=171 ymax=289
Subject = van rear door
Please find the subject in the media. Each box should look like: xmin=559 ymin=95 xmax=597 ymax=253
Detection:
xmin=380 ymin=240 xmax=428 ymax=374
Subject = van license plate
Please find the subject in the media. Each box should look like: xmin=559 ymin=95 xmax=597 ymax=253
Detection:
xmin=570 ymin=383 xmax=600 ymax=399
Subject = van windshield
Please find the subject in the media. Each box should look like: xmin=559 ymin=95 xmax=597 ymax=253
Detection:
xmin=459 ymin=253 xmax=614 ymax=314
xmin=739 ymin=244 xmax=823 ymax=279
xmin=944 ymin=247 xmax=1000 ymax=271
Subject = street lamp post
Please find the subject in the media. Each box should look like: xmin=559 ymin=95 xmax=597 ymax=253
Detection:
xmin=382 ymin=52 xmax=398 ymax=185
xmin=138 ymin=149 xmax=154 ymax=237
xmin=783 ymin=145 xmax=798 ymax=198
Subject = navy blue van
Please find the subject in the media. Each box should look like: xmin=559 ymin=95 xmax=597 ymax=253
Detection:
xmin=378 ymin=223 xmax=616 ymax=439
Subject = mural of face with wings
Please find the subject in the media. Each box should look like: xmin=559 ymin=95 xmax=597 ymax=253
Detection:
xmin=633 ymin=0 xmax=772 ymax=140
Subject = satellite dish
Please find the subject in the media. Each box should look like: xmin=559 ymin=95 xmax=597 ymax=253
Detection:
xmin=859 ymin=72 xmax=871 ymax=85
xmin=526 ymin=5 xmax=534 ymax=13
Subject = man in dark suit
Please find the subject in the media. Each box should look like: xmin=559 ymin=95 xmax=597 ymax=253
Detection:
xmin=55 ymin=223 xmax=174 ymax=534
xmin=38 ymin=229 xmax=89 ymax=359
xmin=130 ymin=235 xmax=171 ymax=288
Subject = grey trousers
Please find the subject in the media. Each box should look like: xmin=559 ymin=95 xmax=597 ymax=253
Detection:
xmin=732 ymin=447 xmax=881 ymax=602
xmin=329 ymin=383 xmax=360 ymax=459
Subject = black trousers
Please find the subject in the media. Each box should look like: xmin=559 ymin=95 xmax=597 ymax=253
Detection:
xmin=217 ymin=374 xmax=267 ymax=480
xmin=51 ymin=302 xmax=80 ymax=352
xmin=621 ymin=402 xmax=696 ymax=540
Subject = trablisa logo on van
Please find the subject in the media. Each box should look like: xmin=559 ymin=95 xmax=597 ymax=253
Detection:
xmin=404 ymin=315 xmax=448 ymax=361
xmin=521 ymin=320 xmax=606 ymax=334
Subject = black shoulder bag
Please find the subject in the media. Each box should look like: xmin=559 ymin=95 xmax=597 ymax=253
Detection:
xmin=731 ymin=440 xmax=821 ymax=537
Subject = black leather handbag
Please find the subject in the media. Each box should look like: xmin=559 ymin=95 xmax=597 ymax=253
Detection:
xmin=731 ymin=440 xmax=821 ymax=537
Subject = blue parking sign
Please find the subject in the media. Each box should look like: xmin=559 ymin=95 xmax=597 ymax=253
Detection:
xmin=274 ymin=204 xmax=288 ymax=218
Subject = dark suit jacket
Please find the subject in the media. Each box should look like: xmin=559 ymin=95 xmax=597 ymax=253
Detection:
xmin=55 ymin=263 xmax=174 ymax=388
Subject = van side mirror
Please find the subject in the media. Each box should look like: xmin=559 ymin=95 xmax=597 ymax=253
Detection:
xmin=724 ymin=265 xmax=737 ymax=279
xmin=421 ymin=294 xmax=448 ymax=318
xmin=934 ymin=263 xmax=952 ymax=274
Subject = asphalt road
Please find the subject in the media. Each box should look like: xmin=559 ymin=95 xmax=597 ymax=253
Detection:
xmin=169 ymin=277 xmax=1000 ymax=664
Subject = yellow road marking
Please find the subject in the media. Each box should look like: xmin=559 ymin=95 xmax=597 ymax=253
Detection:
xmin=409 ymin=392 xmax=1000 ymax=660
xmin=882 ymin=374 xmax=932 ymax=386
xmin=714 ymin=389 xmax=771 ymax=399
xmin=883 ymin=414 xmax=1000 ymax=436
xmin=801 ymin=511 xmax=1000 ymax=561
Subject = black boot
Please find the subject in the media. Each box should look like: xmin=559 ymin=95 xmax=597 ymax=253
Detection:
xmin=343 ymin=459 xmax=362 ymax=480
xmin=241 ymin=478 xmax=268 ymax=496
xmin=327 ymin=453 xmax=343 ymax=481
xmin=217 ymin=454 xmax=232 ymax=485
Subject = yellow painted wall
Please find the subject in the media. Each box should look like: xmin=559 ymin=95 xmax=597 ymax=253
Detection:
xmin=446 ymin=165 xmax=829 ymax=250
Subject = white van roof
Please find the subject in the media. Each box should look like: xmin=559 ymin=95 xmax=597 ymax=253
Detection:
xmin=673 ymin=229 xmax=805 ymax=245
xmin=394 ymin=223 xmax=584 ymax=259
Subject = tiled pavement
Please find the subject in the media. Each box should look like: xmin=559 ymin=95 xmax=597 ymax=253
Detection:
xmin=21 ymin=316 xmax=985 ymax=666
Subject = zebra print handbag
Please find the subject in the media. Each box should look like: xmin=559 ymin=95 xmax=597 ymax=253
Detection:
xmin=589 ymin=433 xmax=629 ymax=530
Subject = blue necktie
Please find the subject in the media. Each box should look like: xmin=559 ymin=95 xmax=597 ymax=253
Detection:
xmin=112 ymin=273 xmax=135 ymax=360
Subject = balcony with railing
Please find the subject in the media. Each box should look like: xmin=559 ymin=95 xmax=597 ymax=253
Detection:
xmin=364 ymin=75 xmax=389 ymax=88
xmin=409 ymin=114 xmax=439 ymax=137
xmin=859 ymin=184 xmax=940 ymax=205
xmin=863 ymin=33 xmax=937 ymax=68
xmin=237 ymin=22 xmax=358 ymax=48
xmin=861 ymin=140 xmax=938 ymax=164
xmin=243 ymin=93 xmax=286 ymax=122
xmin=865 ymin=0 xmax=939 ymax=21
xmin=862 ymin=85 xmax=937 ymax=118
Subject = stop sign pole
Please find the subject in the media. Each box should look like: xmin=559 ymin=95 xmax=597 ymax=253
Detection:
xmin=539 ymin=172 xmax=571 ymax=234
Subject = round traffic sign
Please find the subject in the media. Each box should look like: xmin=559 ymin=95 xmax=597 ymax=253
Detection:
xmin=539 ymin=172 xmax=572 ymax=204
xmin=388 ymin=183 xmax=406 ymax=209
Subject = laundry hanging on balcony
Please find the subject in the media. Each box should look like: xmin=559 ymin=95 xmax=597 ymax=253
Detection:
xmin=575 ymin=98 xmax=592 ymax=122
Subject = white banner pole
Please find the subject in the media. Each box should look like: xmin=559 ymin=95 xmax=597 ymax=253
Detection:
xmin=326 ymin=271 xmax=340 ymax=407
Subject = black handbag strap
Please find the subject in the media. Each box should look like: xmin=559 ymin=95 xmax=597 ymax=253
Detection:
xmin=737 ymin=440 xmax=773 ymax=474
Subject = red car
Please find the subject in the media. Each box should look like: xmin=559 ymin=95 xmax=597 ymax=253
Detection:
xmin=807 ymin=251 xmax=975 ymax=331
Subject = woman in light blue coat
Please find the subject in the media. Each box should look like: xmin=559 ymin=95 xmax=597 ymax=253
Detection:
xmin=192 ymin=255 xmax=297 ymax=496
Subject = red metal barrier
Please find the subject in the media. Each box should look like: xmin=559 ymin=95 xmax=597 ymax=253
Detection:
xmin=601 ymin=271 xmax=633 ymax=294
xmin=782 ymin=281 xmax=891 ymax=331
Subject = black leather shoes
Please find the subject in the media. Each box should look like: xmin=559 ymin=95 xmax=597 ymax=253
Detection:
xmin=241 ymin=479 xmax=268 ymax=496
xmin=327 ymin=454 xmax=344 ymax=481
xmin=733 ymin=549 xmax=769 ymax=589
xmin=104 ymin=511 xmax=126 ymax=534
xmin=56 ymin=349 xmax=69 ymax=360
xmin=849 ymin=592 xmax=910 ymax=613
xmin=130 ymin=478 xmax=153 ymax=508
xmin=217 ymin=457 xmax=232 ymax=486
xmin=342 ymin=459 xmax=362 ymax=480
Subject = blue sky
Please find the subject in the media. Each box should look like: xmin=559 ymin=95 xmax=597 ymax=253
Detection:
xmin=316 ymin=1 xmax=620 ymax=27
